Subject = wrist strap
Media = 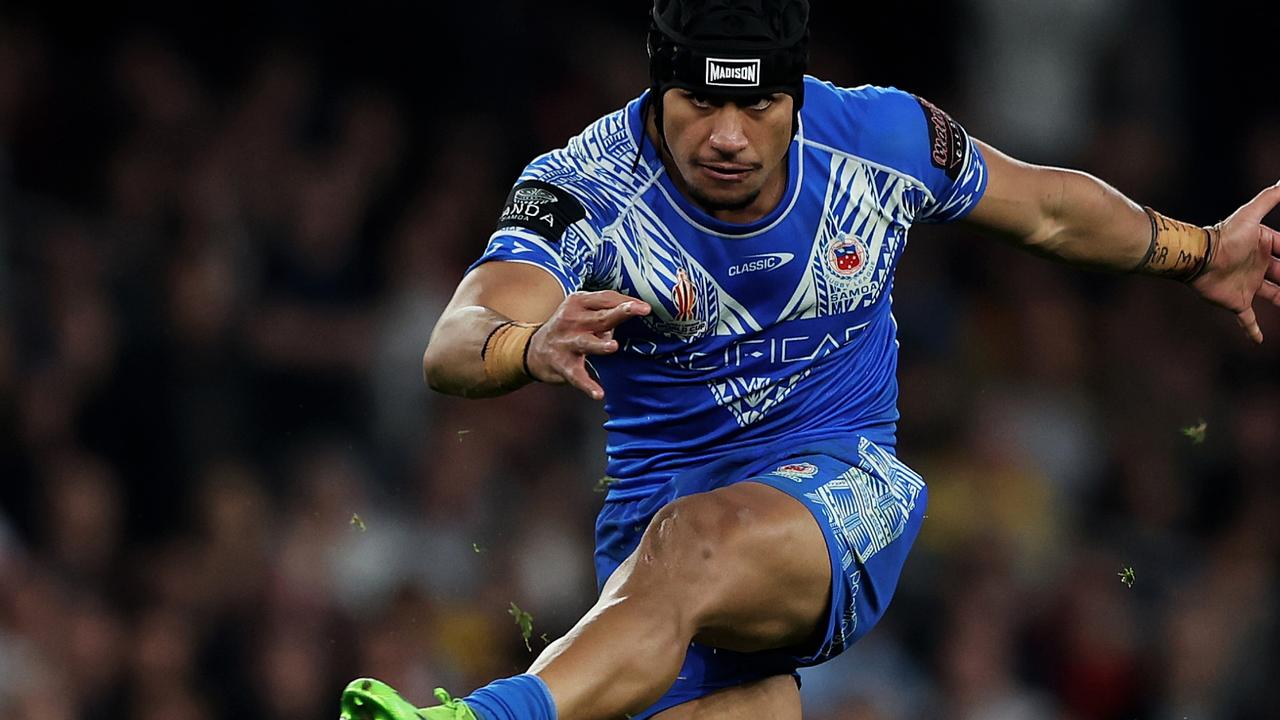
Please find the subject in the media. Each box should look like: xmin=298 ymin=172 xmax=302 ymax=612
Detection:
xmin=1137 ymin=206 xmax=1216 ymax=282
xmin=482 ymin=321 xmax=541 ymax=387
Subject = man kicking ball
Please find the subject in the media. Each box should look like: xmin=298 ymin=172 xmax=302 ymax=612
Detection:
xmin=341 ymin=0 xmax=1280 ymax=717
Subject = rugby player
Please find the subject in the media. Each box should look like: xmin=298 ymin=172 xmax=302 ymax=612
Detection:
xmin=340 ymin=0 xmax=1280 ymax=717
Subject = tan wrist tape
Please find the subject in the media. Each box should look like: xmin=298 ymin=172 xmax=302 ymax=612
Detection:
xmin=481 ymin=321 xmax=541 ymax=387
xmin=1137 ymin=206 xmax=1216 ymax=282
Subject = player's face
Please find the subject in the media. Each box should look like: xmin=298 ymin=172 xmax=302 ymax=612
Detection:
xmin=658 ymin=89 xmax=794 ymax=221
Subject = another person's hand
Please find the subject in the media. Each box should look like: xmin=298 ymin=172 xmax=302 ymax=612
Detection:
xmin=1191 ymin=181 xmax=1280 ymax=343
xmin=527 ymin=291 xmax=651 ymax=399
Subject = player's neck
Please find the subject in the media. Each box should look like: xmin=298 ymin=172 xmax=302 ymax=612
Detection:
xmin=645 ymin=108 xmax=788 ymax=226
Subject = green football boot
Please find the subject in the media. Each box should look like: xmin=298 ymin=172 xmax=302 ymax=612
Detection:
xmin=339 ymin=678 xmax=478 ymax=720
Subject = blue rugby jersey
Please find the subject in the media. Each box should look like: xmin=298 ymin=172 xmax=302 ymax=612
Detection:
xmin=469 ymin=78 xmax=988 ymax=498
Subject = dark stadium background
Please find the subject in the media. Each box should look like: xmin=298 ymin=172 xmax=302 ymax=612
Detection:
xmin=1 ymin=1 xmax=1277 ymax=718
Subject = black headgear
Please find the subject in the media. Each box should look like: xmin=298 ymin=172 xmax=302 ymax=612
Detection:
xmin=648 ymin=0 xmax=810 ymax=108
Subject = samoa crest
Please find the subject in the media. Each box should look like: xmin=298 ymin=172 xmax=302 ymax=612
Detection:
xmin=826 ymin=232 xmax=871 ymax=282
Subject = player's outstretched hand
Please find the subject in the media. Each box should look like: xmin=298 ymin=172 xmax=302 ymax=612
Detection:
xmin=1191 ymin=180 xmax=1280 ymax=343
xmin=526 ymin=290 xmax=651 ymax=400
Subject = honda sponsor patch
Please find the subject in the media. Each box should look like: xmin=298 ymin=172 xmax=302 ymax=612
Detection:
xmin=496 ymin=180 xmax=586 ymax=243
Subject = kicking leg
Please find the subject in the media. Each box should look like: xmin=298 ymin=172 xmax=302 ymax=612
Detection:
xmin=528 ymin=481 xmax=830 ymax=719
xmin=343 ymin=444 xmax=927 ymax=720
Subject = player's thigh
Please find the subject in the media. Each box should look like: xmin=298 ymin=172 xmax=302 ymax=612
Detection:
xmin=649 ymin=675 xmax=800 ymax=720
xmin=625 ymin=481 xmax=832 ymax=652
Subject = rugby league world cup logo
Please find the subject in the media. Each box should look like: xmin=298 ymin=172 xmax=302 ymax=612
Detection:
xmin=645 ymin=267 xmax=709 ymax=340
xmin=672 ymin=268 xmax=697 ymax=322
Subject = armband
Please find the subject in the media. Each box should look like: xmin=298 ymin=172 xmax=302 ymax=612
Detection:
xmin=481 ymin=321 xmax=541 ymax=387
xmin=1137 ymin=207 xmax=1217 ymax=282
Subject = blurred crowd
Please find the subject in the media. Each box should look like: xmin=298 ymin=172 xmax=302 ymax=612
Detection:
xmin=0 ymin=1 xmax=1277 ymax=719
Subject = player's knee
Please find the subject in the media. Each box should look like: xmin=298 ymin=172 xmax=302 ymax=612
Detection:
xmin=618 ymin=485 xmax=831 ymax=646
xmin=634 ymin=490 xmax=761 ymax=589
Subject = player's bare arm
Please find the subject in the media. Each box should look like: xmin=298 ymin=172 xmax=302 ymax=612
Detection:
xmin=966 ymin=139 xmax=1280 ymax=342
xmin=423 ymin=261 xmax=650 ymax=400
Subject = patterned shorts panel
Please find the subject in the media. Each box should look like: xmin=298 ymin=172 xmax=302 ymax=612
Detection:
xmin=592 ymin=436 xmax=928 ymax=718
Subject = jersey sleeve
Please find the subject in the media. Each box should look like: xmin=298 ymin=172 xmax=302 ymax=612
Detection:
xmin=802 ymin=81 xmax=988 ymax=224
xmin=910 ymin=95 xmax=988 ymax=224
xmin=466 ymin=163 xmax=606 ymax=296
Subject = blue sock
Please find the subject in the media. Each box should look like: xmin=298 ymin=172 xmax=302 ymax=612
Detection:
xmin=462 ymin=674 xmax=558 ymax=720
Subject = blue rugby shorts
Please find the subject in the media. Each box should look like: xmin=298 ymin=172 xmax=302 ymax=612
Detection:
xmin=592 ymin=435 xmax=928 ymax=719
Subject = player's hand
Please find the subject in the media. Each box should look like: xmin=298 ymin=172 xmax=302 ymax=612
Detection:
xmin=1191 ymin=181 xmax=1280 ymax=343
xmin=526 ymin=290 xmax=651 ymax=400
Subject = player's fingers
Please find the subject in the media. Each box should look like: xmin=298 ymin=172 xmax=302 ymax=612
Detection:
xmin=575 ymin=290 xmax=647 ymax=311
xmin=1237 ymin=182 xmax=1280 ymax=226
xmin=588 ymin=300 xmax=652 ymax=331
xmin=1267 ymin=254 xmax=1280 ymax=285
xmin=572 ymin=302 xmax=647 ymax=332
xmin=1260 ymin=280 xmax=1280 ymax=308
xmin=1237 ymin=305 xmax=1264 ymax=344
xmin=1263 ymin=224 xmax=1280 ymax=253
xmin=564 ymin=362 xmax=606 ymax=401
xmin=572 ymin=333 xmax=619 ymax=356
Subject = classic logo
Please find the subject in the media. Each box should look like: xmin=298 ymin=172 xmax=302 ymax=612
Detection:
xmin=827 ymin=233 xmax=870 ymax=279
xmin=727 ymin=252 xmax=794 ymax=277
xmin=770 ymin=462 xmax=820 ymax=482
xmin=705 ymin=58 xmax=761 ymax=87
